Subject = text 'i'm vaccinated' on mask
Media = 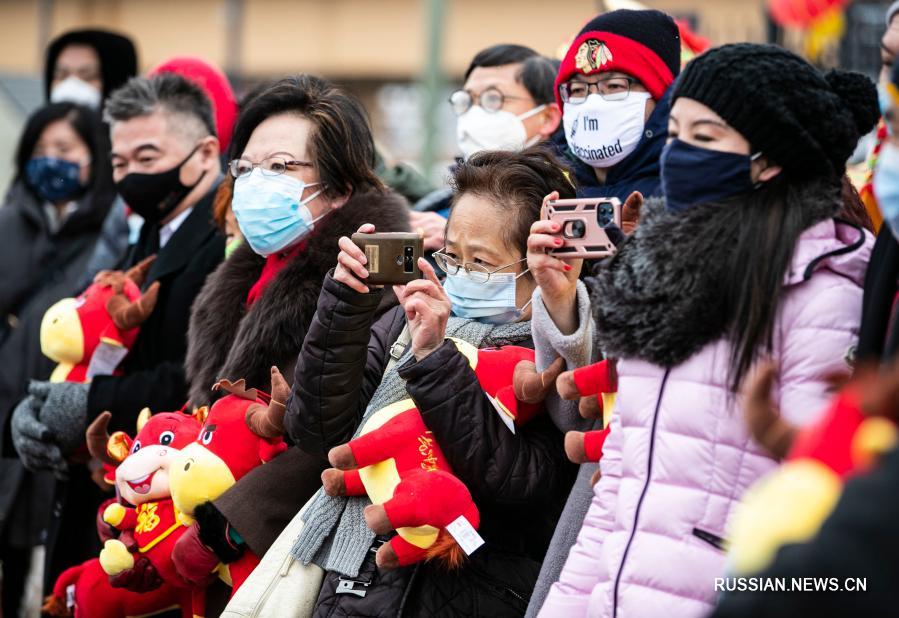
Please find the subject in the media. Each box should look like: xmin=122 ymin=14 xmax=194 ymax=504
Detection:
xmin=116 ymin=144 xmax=206 ymax=224
xmin=231 ymin=168 xmax=325 ymax=256
xmin=563 ymin=92 xmax=650 ymax=168
xmin=456 ymin=105 xmax=545 ymax=160
xmin=443 ymin=267 xmax=531 ymax=325
xmin=660 ymin=139 xmax=760 ymax=212
xmin=25 ymin=157 xmax=87 ymax=203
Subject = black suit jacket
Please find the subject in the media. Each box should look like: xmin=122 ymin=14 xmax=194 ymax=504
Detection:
xmin=87 ymin=186 xmax=224 ymax=432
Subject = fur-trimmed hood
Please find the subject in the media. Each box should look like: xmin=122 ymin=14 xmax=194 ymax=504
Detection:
xmin=186 ymin=189 xmax=410 ymax=406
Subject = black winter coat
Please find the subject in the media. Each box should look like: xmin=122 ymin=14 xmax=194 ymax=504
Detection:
xmin=0 ymin=180 xmax=113 ymax=549
xmin=86 ymin=186 xmax=225 ymax=432
xmin=287 ymin=273 xmax=576 ymax=617
xmin=191 ymin=189 xmax=411 ymax=558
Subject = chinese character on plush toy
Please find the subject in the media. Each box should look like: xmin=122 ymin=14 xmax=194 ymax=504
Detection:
xmin=41 ymin=407 xmax=202 ymax=618
xmin=168 ymin=370 xmax=289 ymax=594
xmin=41 ymin=255 xmax=159 ymax=383
xmin=320 ymin=340 xmax=556 ymax=569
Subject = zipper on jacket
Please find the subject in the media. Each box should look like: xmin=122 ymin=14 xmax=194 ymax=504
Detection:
xmin=692 ymin=527 xmax=727 ymax=551
xmin=612 ymin=368 xmax=670 ymax=618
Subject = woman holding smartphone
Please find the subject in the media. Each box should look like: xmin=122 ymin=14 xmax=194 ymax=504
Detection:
xmin=286 ymin=148 xmax=580 ymax=616
xmin=532 ymin=44 xmax=878 ymax=617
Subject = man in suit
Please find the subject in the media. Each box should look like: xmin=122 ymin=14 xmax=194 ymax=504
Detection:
xmin=9 ymin=72 xmax=225 ymax=590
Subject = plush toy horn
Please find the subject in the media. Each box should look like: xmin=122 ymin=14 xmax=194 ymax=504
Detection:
xmin=245 ymin=367 xmax=290 ymax=439
xmin=124 ymin=255 xmax=157 ymax=287
xmin=106 ymin=281 xmax=161 ymax=331
xmin=86 ymin=411 xmax=126 ymax=465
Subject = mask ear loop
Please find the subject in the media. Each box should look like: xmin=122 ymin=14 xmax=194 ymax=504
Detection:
xmin=750 ymin=151 xmax=765 ymax=189
xmin=514 ymin=267 xmax=534 ymax=312
xmin=518 ymin=105 xmax=547 ymax=149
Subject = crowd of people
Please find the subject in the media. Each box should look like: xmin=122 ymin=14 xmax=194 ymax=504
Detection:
xmin=1 ymin=4 xmax=899 ymax=617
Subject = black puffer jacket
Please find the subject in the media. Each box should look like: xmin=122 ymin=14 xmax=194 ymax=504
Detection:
xmin=287 ymin=273 xmax=577 ymax=617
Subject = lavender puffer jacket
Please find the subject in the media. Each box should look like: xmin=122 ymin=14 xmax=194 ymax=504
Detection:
xmin=540 ymin=220 xmax=872 ymax=618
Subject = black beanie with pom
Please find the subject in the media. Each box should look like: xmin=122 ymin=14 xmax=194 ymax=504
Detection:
xmin=673 ymin=43 xmax=879 ymax=179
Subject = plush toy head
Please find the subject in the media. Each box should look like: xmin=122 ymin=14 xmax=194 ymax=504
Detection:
xmin=169 ymin=374 xmax=288 ymax=522
xmin=40 ymin=256 xmax=159 ymax=382
xmin=86 ymin=409 xmax=202 ymax=505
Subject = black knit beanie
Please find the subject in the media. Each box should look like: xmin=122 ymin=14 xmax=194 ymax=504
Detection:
xmin=673 ymin=43 xmax=879 ymax=179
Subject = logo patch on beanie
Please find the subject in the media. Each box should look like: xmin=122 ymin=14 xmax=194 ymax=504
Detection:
xmin=575 ymin=39 xmax=613 ymax=73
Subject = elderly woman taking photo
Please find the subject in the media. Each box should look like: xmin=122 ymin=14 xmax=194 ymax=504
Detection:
xmin=285 ymin=147 xmax=581 ymax=616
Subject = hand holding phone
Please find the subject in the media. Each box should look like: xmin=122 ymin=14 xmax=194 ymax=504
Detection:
xmin=544 ymin=197 xmax=623 ymax=259
xmin=350 ymin=232 xmax=424 ymax=285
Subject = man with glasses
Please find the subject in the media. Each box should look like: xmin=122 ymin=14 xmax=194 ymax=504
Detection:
xmin=9 ymin=73 xmax=224 ymax=594
xmin=555 ymin=9 xmax=680 ymax=202
xmin=412 ymin=44 xmax=561 ymax=252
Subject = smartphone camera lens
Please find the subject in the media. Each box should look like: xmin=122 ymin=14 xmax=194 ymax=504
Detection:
xmin=564 ymin=220 xmax=586 ymax=239
xmin=403 ymin=246 xmax=414 ymax=273
xmin=598 ymin=203 xmax=613 ymax=228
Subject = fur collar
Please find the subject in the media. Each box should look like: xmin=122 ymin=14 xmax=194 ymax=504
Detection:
xmin=590 ymin=193 xmax=837 ymax=368
xmin=186 ymin=189 xmax=410 ymax=406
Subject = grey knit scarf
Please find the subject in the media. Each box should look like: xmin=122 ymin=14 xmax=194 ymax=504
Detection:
xmin=291 ymin=316 xmax=531 ymax=577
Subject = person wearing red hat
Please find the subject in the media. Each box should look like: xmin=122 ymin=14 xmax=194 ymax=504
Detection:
xmin=555 ymin=9 xmax=680 ymax=204
xmin=149 ymin=56 xmax=238 ymax=154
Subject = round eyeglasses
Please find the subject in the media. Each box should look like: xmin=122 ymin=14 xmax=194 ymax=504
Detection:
xmin=229 ymin=156 xmax=313 ymax=179
xmin=448 ymin=87 xmax=532 ymax=116
xmin=559 ymin=76 xmax=637 ymax=104
xmin=433 ymin=250 xmax=527 ymax=283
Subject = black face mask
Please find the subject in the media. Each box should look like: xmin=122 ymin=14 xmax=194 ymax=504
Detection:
xmin=116 ymin=144 xmax=206 ymax=223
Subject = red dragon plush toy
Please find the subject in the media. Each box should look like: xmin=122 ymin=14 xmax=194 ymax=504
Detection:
xmin=728 ymin=360 xmax=899 ymax=575
xmin=168 ymin=371 xmax=289 ymax=593
xmin=41 ymin=256 xmax=159 ymax=383
xmin=42 ymin=408 xmax=202 ymax=618
xmin=321 ymin=340 xmax=557 ymax=569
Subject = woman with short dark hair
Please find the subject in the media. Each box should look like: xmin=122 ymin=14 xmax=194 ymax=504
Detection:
xmin=172 ymin=74 xmax=411 ymax=584
xmin=286 ymin=146 xmax=580 ymax=616
xmin=0 ymin=101 xmax=115 ymax=617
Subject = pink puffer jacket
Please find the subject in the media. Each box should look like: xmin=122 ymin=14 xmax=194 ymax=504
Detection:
xmin=540 ymin=220 xmax=872 ymax=618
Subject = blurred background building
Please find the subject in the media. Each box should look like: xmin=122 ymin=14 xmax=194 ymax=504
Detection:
xmin=0 ymin=0 xmax=892 ymax=192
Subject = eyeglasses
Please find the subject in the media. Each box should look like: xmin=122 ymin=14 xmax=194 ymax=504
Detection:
xmin=229 ymin=156 xmax=313 ymax=179
xmin=433 ymin=250 xmax=527 ymax=283
xmin=448 ymin=87 xmax=532 ymax=116
xmin=559 ymin=76 xmax=637 ymax=104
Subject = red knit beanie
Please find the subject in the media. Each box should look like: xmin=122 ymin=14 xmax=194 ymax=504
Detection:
xmin=149 ymin=56 xmax=238 ymax=152
xmin=555 ymin=9 xmax=681 ymax=107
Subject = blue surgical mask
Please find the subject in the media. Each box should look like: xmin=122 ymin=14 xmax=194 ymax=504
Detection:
xmin=443 ymin=269 xmax=531 ymax=325
xmin=25 ymin=156 xmax=86 ymax=203
xmin=232 ymin=168 xmax=324 ymax=256
xmin=661 ymin=139 xmax=759 ymax=212
xmin=874 ymin=143 xmax=899 ymax=241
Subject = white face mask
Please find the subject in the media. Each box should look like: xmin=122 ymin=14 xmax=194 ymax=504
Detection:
xmin=50 ymin=76 xmax=102 ymax=110
xmin=456 ymin=104 xmax=545 ymax=160
xmin=563 ymin=92 xmax=651 ymax=168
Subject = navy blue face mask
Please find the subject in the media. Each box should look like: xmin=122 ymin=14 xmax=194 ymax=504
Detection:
xmin=25 ymin=156 xmax=86 ymax=203
xmin=660 ymin=139 xmax=759 ymax=212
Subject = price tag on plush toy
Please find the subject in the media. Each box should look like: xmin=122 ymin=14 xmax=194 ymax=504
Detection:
xmin=445 ymin=515 xmax=485 ymax=556
xmin=86 ymin=341 xmax=129 ymax=379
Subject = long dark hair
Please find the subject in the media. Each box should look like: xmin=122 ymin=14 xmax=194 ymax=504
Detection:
xmin=721 ymin=174 xmax=841 ymax=392
xmin=14 ymin=102 xmax=114 ymax=199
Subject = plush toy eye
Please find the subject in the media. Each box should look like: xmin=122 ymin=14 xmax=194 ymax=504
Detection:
xmin=131 ymin=440 xmax=141 ymax=454
xmin=159 ymin=431 xmax=175 ymax=446
xmin=200 ymin=429 xmax=214 ymax=445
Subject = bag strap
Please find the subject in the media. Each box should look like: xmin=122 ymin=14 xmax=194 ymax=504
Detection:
xmin=384 ymin=322 xmax=412 ymax=375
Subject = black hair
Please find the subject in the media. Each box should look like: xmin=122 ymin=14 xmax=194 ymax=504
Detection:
xmin=44 ymin=29 xmax=138 ymax=103
xmin=228 ymin=74 xmax=383 ymax=199
xmin=464 ymin=44 xmax=559 ymax=105
xmin=721 ymin=174 xmax=841 ymax=392
xmin=14 ymin=102 xmax=113 ymax=199
xmin=449 ymin=145 xmax=576 ymax=259
xmin=104 ymin=73 xmax=216 ymax=140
